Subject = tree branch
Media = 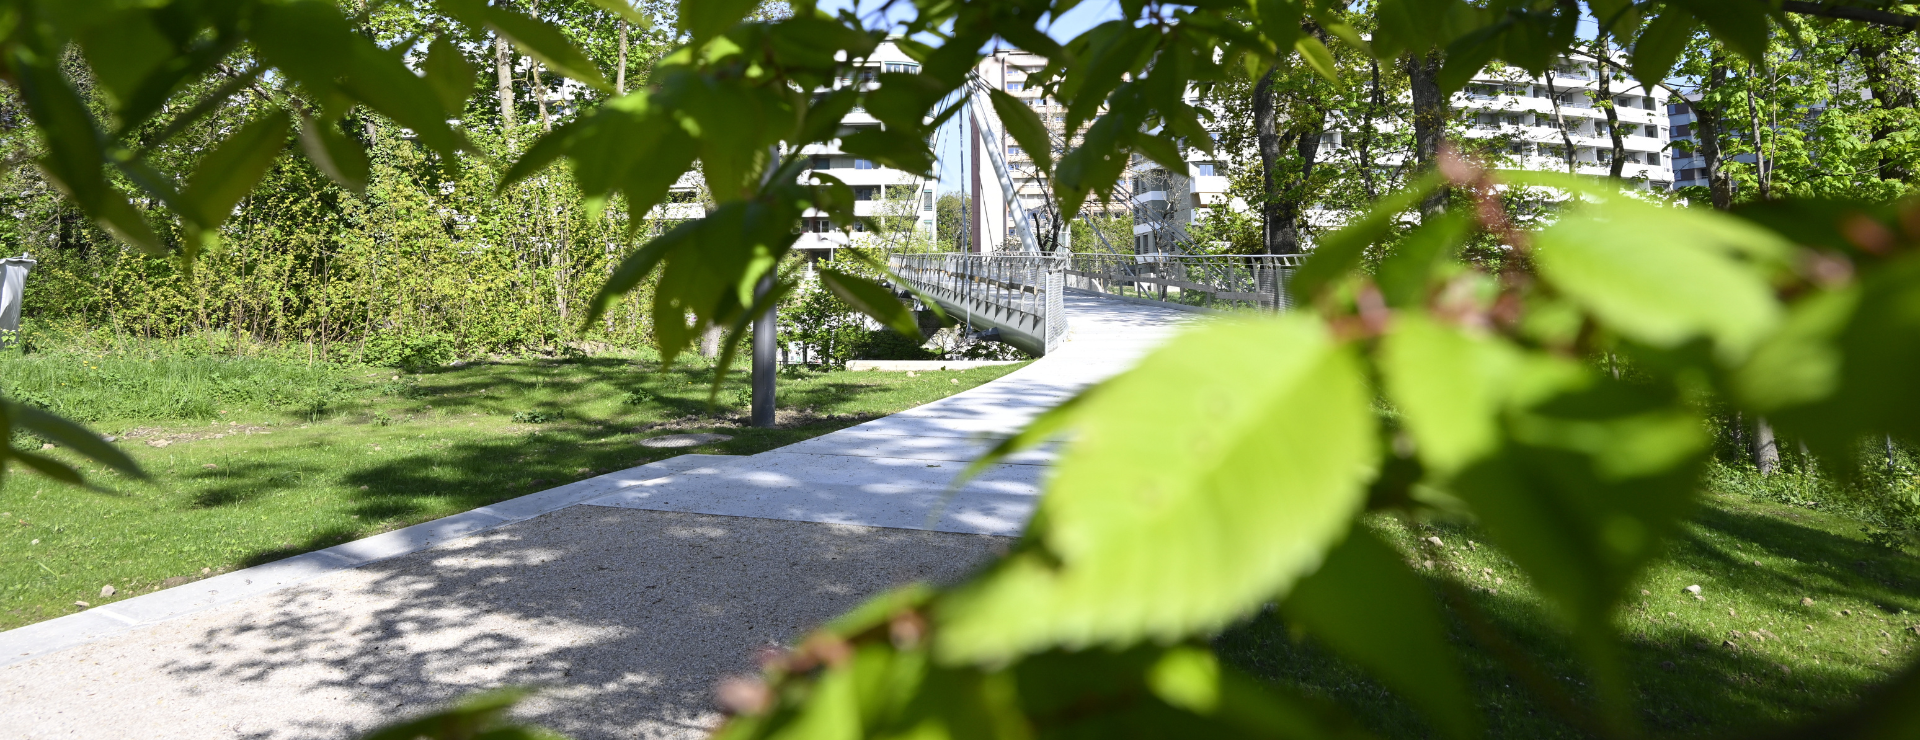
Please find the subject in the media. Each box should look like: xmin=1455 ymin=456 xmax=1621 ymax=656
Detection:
xmin=1782 ymin=1 xmax=1920 ymax=32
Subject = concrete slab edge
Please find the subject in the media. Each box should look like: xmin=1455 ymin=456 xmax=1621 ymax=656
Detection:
xmin=0 ymin=455 xmax=732 ymax=669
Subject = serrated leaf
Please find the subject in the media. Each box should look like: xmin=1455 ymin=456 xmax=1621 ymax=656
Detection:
xmin=1291 ymin=171 xmax=1442 ymax=299
xmin=584 ymin=0 xmax=652 ymax=28
xmin=989 ymin=88 xmax=1054 ymax=175
xmin=9 ymin=402 xmax=145 ymax=480
xmin=1379 ymin=315 xmax=1522 ymax=476
xmin=297 ymin=116 xmax=369 ymax=194
xmin=678 ymin=0 xmax=760 ymax=46
xmin=423 ymin=36 xmax=477 ymax=115
xmin=1282 ymin=527 xmax=1479 ymax=740
xmin=178 ymin=110 xmax=292 ymax=229
xmin=1629 ymin=9 xmax=1695 ymax=86
xmin=1532 ymin=194 xmax=1789 ymax=362
xmin=937 ymin=317 xmax=1377 ymax=662
xmin=819 ymin=268 xmax=919 ymax=338
xmin=1669 ymin=0 xmax=1771 ymax=65
xmin=1294 ymin=35 xmax=1338 ymax=82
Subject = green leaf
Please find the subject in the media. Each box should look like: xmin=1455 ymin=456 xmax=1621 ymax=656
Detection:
xmin=9 ymin=402 xmax=145 ymax=480
xmin=1282 ymin=527 xmax=1480 ymax=740
xmin=1380 ymin=315 xmax=1522 ymax=477
xmin=423 ymin=36 xmax=478 ymax=116
xmin=1668 ymin=0 xmax=1772 ymax=65
xmin=678 ymin=0 xmax=761 ymax=47
xmin=1291 ymin=171 xmax=1442 ymax=299
xmin=1294 ymin=35 xmax=1338 ymax=82
xmin=1763 ymin=255 xmax=1920 ymax=464
xmin=818 ymin=268 xmax=920 ymax=338
xmin=937 ymin=317 xmax=1377 ymax=662
xmin=1629 ymin=9 xmax=1695 ymax=86
xmin=989 ymin=88 xmax=1055 ymax=175
xmin=1531 ymin=194 xmax=1790 ymax=363
xmin=297 ymin=116 xmax=370 ymax=195
xmin=584 ymin=0 xmax=652 ymax=28
xmin=1375 ymin=207 xmax=1471 ymax=308
xmin=1451 ymin=378 xmax=1708 ymax=724
xmin=462 ymin=0 xmax=613 ymax=92
xmin=361 ymin=688 xmax=565 ymax=740
xmin=10 ymin=450 xmax=85 ymax=486
xmin=178 ymin=110 xmax=292 ymax=229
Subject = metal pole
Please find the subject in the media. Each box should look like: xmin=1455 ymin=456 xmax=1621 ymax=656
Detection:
xmin=751 ymin=270 xmax=775 ymax=428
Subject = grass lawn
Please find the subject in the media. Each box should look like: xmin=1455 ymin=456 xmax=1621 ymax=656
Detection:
xmin=0 ymin=355 xmax=1024 ymax=631
xmin=1218 ymin=491 xmax=1920 ymax=738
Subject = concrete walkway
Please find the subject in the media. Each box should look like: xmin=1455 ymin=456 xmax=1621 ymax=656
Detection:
xmin=0 ymin=292 xmax=1194 ymax=740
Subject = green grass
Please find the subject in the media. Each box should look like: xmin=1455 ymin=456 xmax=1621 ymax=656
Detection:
xmin=0 ymin=353 xmax=1024 ymax=630
xmin=1217 ymin=491 xmax=1920 ymax=739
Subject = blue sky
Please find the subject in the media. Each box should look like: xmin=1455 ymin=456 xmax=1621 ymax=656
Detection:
xmin=816 ymin=0 xmax=1128 ymax=194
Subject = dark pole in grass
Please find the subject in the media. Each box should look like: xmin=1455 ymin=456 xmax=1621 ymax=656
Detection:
xmin=752 ymin=270 xmax=776 ymax=428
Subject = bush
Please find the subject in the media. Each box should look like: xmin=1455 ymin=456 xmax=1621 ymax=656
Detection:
xmin=362 ymin=332 xmax=458 ymax=370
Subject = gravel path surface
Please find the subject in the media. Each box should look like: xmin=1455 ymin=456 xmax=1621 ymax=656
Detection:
xmin=1 ymin=506 xmax=1006 ymax=740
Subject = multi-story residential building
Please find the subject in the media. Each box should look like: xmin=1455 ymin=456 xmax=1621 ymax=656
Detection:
xmin=661 ymin=40 xmax=937 ymax=256
xmin=1459 ymin=59 xmax=1673 ymax=185
xmin=971 ymin=49 xmax=1135 ymax=253
xmin=1116 ymin=56 xmax=1674 ymax=254
xmin=1665 ymin=94 xmax=1758 ymax=190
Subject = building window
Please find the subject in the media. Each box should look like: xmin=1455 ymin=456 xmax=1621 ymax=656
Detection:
xmin=854 ymin=186 xmax=879 ymax=201
xmin=812 ymin=156 xmax=832 ymax=170
xmin=1006 ymin=81 xmax=1024 ymax=91
xmin=1008 ymin=145 xmax=1022 ymax=156
xmin=1194 ymin=163 xmax=1216 ymax=176
xmin=854 ymin=159 xmax=875 ymax=170
xmin=1647 ymin=152 xmax=1661 ymax=166
xmin=882 ymin=62 xmax=919 ymax=73
xmin=923 ymin=190 xmax=933 ymax=210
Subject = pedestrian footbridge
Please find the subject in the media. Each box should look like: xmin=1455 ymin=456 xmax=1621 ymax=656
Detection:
xmin=888 ymin=252 xmax=1307 ymax=357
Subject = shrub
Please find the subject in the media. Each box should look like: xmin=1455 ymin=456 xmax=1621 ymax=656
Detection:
xmin=362 ymin=332 xmax=457 ymax=370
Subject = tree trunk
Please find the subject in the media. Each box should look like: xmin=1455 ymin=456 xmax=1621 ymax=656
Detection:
xmin=1358 ymin=58 xmax=1381 ymax=200
xmin=1252 ymin=65 xmax=1285 ymax=254
xmin=616 ymin=21 xmax=628 ymax=95
xmin=1752 ymin=417 xmax=1780 ymax=476
xmin=530 ymin=0 xmax=549 ymax=132
xmin=1544 ymin=70 xmax=1577 ymax=174
xmin=1596 ymin=39 xmax=1627 ymax=179
xmin=1855 ymin=30 xmax=1914 ymax=184
xmin=1746 ymin=63 xmax=1770 ymax=200
xmin=1405 ymin=49 xmax=1446 ymax=215
xmin=495 ymin=32 xmax=515 ymax=128
xmin=1696 ymin=55 xmax=1736 ymax=211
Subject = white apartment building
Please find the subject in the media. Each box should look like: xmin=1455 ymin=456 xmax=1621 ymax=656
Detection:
xmin=972 ymin=49 xmax=1134 ymax=253
xmin=1459 ymin=60 xmax=1672 ymax=185
xmin=1118 ymin=56 xmax=1674 ymax=254
xmin=659 ymin=40 xmax=937 ymax=255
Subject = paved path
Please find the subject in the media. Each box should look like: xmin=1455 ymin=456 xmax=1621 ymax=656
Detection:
xmin=0 ymin=292 xmax=1194 ymax=740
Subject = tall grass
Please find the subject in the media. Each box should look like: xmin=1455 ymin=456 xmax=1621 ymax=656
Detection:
xmin=1706 ymin=415 xmax=1920 ymax=549
xmin=1 ymin=332 xmax=360 ymax=424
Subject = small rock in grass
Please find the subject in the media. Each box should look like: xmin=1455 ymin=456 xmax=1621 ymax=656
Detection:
xmin=1752 ymin=560 xmax=1762 ymax=566
xmin=1778 ymin=664 xmax=1792 ymax=676
xmin=29 ymin=539 xmax=38 ymax=545
xmin=1843 ymin=609 xmax=1852 ymax=616
xmin=202 ymin=463 xmax=218 ymax=469
xmin=1495 ymin=577 xmax=1503 ymax=585
xmin=102 ymin=436 xmax=115 ymax=443
xmin=1422 ymin=559 xmax=1435 ymax=570
xmin=1730 ymin=608 xmax=1738 ymax=617
xmin=40 ymin=443 xmax=53 ymax=450
xmin=949 ymin=378 xmax=959 ymax=385
xmin=161 ymin=576 xmax=190 ymax=588
xmin=1881 ymin=648 xmax=1892 ymax=656
xmin=100 ymin=585 xmax=115 ymax=598
xmin=1425 ymin=536 xmax=1444 ymax=548
xmin=1694 ymin=594 xmax=1706 ymax=601
xmin=1723 ymin=640 xmax=1738 ymax=650
xmin=1803 ymin=597 xmax=1815 ymax=606
xmin=74 ymin=601 xmax=89 ymax=608
xmin=1641 ymin=589 xmax=1651 ymax=596
xmin=1685 ymin=584 xmax=1702 ymax=595
xmin=905 ymin=371 xmax=917 ymax=377
xmin=200 ymin=567 xmax=211 ymax=575
xmin=1806 ymin=624 xmax=1815 ymax=631
xmin=359 ymin=485 xmax=369 ymax=491
xmin=147 ymin=439 xmax=171 ymax=448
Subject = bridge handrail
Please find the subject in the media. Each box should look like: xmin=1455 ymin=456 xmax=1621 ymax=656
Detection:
xmin=888 ymin=252 xmax=1069 ymax=354
xmin=1063 ymin=253 xmax=1304 ymax=311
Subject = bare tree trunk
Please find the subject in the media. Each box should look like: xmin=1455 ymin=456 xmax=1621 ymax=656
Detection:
xmin=616 ymin=21 xmax=628 ymax=95
xmin=1596 ymin=39 xmax=1626 ymax=179
xmin=1696 ymin=55 xmax=1736 ymax=211
xmin=1746 ymin=63 xmax=1771 ymax=200
xmin=1405 ymin=50 xmax=1447 ymax=215
xmin=1358 ymin=58 xmax=1381 ymax=201
xmin=530 ymin=0 xmax=549 ymax=132
xmin=495 ymin=33 xmax=516 ymax=128
xmin=1545 ymin=70 xmax=1577 ymax=174
xmin=1252 ymin=65 xmax=1285 ymax=253
xmin=1752 ymin=417 xmax=1780 ymax=476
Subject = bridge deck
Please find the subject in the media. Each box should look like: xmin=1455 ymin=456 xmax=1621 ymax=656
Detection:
xmin=0 ymin=293 xmax=1198 ymax=740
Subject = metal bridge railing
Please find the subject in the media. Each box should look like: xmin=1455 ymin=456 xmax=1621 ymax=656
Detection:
xmin=1062 ymin=253 xmax=1308 ymax=312
xmin=889 ymin=253 xmax=1069 ymax=355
